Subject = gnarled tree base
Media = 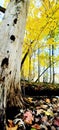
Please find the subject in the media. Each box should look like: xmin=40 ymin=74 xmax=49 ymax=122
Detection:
xmin=7 ymin=88 xmax=24 ymax=108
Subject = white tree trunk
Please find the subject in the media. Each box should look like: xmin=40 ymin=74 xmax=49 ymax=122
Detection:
xmin=0 ymin=0 xmax=29 ymax=128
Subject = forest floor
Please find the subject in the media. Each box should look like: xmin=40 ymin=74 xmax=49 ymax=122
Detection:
xmin=6 ymin=96 xmax=59 ymax=130
xmin=0 ymin=80 xmax=59 ymax=129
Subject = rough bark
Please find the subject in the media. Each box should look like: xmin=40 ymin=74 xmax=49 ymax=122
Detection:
xmin=0 ymin=0 xmax=29 ymax=129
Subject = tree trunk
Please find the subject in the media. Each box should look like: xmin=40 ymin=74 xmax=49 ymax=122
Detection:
xmin=38 ymin=44 xmax=40 ymax=82
xmin=0 ymin=0 xmax=29 ymax=129
xmin=29 ymin=45 xmax=32 ymax=81
xmin=52 ymin=45 xmax=55 ymax=83
xmin=49 ymin=45 xmax=51 ymax=83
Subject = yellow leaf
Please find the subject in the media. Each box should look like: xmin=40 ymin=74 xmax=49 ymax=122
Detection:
xmin=44 ymin=110 xmax=54 ymax=117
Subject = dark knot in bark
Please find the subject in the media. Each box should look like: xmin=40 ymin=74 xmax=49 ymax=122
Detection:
xmin=10 ymin=35 xmax=15 ymax=42
xmin=1 ymin=57 xmax=9 ymax=68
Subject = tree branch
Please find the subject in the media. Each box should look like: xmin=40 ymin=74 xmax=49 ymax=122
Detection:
xmin=0 ymin=6 xmax=6 ymax=13
xmin=21 ymin=49 xmax=29 ymax=68
xmin=35 ymin=61 xmax=56 ymax=82
xmin=21 ymin=40 xmax=35 ymax=68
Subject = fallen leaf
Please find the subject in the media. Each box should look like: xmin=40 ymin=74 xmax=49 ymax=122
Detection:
xmin=8 ymin=120 xmax=14 ymax=127
xmin=44 ymin=109 xmax=54 ymax=117
xmin=13 ymin=118 xmax=25 ymax=129
xmin=42 ymin=116 xmax=48 ymax=122
xmin=32 ymin=124 xmax=40 ymax=129
xmin=40 ymin=124 xmax=47 ymax=130
xmin=28 ymin=97 xmax=33 ymax=103
xmin=23 ymin=110 xmax=34 ymax=124
xmin=36 ymin=109 xmax=44 ymax=115
xmin=31 ymin=128 xmax=36 ymax=130
xmin=46 ymin=98 xmax=50 ymax=103
xmin=35 ymin=117 xmax=39 ymax=123
xmin=51 ymin=126 xmax=56 ymax=130
xmin=54 ymin=119 xmax=59 ymax=126
xmin=6 ymin=125 xmax=17 ymax=130
xmin=41 ymin=104 xmax=48 ymax=110
xmin=52 ymin=98 xmax=57 ymax=103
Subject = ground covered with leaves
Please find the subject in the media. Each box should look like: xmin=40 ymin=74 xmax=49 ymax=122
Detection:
xmin=6 ymin=96 xmax=59 ymax=130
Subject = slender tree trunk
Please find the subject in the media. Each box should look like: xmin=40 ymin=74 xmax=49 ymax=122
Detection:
xmin=0 ymin=0 xmax=29 ymax=129
xmin=52 ymin=45 xmax=55 ymax=83
xmin=33 ymin=51 xmax=35 ymax=81
xmin=49 ymin=45 xmax=51 ymax=83
xmin=38 ymin=44 xmax=40 ymax=82
xmin=29 ymin=53 xmax=31 ymax=81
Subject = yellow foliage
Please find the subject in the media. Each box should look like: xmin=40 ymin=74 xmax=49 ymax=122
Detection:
xmin=39 ymin=53 xmax=48 ymax=67
xmin=22 ymin=0 xmax=59 ymax=79
xmin=3 ymin=0 xmax=10 ymax=8
xmin=47 ymin=38 xmax=55 ymax=45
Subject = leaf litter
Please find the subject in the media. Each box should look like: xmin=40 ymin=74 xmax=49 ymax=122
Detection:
xmin=6 ymin=96 xmax=59 ymax=130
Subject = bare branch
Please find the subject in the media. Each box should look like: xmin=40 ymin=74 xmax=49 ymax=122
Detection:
xmin=0 ymin=6 xmax=6 ymax=13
